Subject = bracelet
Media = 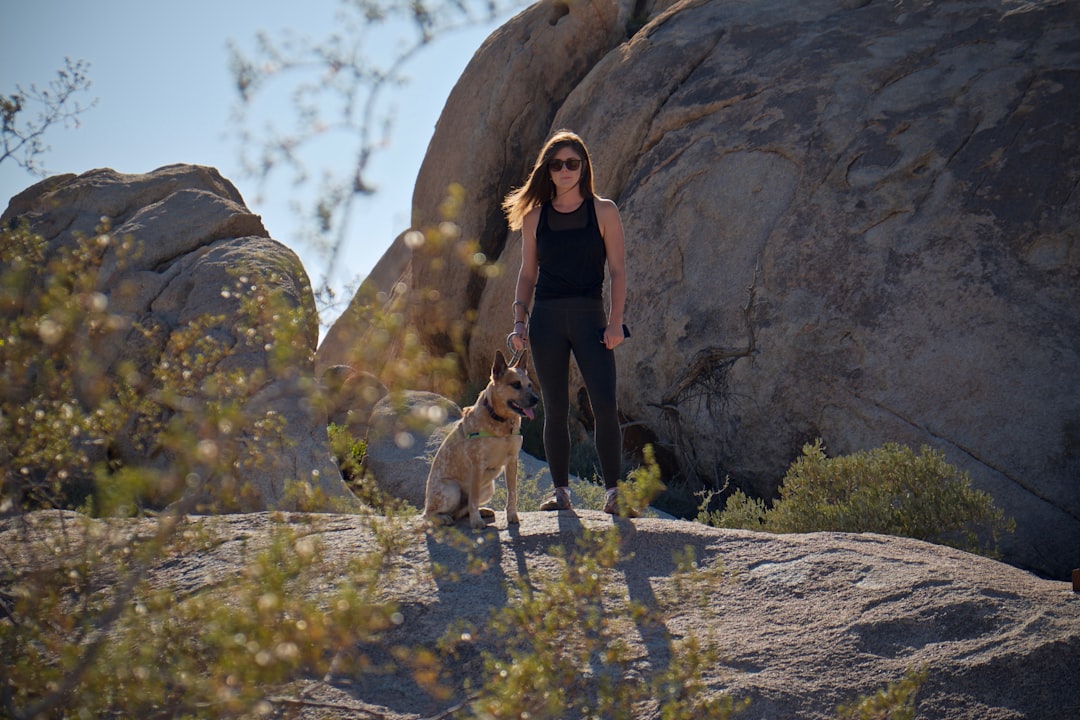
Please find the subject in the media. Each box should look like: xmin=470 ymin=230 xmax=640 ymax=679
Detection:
xmin=512 ymin=300 xmax=530 ymax=326
xmin=514 ymin=320 xmax=526 ymax=326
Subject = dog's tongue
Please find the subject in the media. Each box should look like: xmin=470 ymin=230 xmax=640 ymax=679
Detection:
xmin=524 ymin=407 xmax=536 ymax=420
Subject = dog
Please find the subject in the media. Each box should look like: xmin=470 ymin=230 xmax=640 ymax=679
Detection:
xmin=423 ymin=350 xmax=538 ymax=530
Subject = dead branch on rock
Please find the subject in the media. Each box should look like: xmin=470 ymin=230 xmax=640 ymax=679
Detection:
xmin=652 ymin=271 xmax=760 ymax=486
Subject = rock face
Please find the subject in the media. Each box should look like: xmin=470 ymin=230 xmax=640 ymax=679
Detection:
xmin=8 ymin=510 xmax=1076 ymax=719
xmin=323 ymin=0 xmax=1080 ymax=578
xmin=316 ymin=229 xmax=412 ymax=376
xmin=3 ymin=165 xmax=357 ymax=511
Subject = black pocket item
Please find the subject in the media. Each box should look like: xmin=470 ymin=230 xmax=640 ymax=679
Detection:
xmin=599 ymin=324 xmax=631 ymax=342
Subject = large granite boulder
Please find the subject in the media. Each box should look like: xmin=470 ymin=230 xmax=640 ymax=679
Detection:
xmin=323 ymin=0 xmax=1079 ymax=578
xmin=316 ymin=229 xmax=411 ymax=376
xmin=405 ymin=0 xmax=641 ymax=360
xmin=3 ymin=164 xmax=358 ymax=512
xmin=362 ymin=390 xmax=463 ymax=510
xmin=316 ymin=0 xmax=643 ymax=384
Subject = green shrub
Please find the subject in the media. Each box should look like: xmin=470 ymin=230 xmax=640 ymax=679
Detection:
xmin=703 ymin=440 xmax=1013 ymax=556
xmin=698 ymin=487 xmax=767 ymax=530
xmin=328 ymin=422 xmax=417 ymax=515
xmin=328 ymin=422 xmax=367 ymax=474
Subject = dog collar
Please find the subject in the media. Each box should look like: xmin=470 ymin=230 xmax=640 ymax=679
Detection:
xmin=481 ymin=396 xmax=508 ymax=423
xmin=465 ymin=429 xmax=520 ymax=439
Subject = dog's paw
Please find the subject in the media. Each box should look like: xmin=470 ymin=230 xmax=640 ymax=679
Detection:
xmin=425 ymin=512 xmax=455 ymax=527
xmin=507 ymin=512 xmax=520 ymax=525
xmin=470 ymin=517 xmax=488 ymax=531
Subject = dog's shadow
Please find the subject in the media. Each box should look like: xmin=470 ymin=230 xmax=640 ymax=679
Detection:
xmin=424 ymin=520 xmax=509 ymax=598
xmin=315 ymin=520 xmax=512 ymax=717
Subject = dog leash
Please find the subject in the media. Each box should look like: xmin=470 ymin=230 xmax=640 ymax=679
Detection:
xmin=505 ymin=328 xmax=525 ymax=367
xmin=507 ymin=300 xmax=530 ymax=366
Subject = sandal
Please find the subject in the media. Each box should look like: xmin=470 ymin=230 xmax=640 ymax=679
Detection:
xmin=540 ymin=487 xmax=572 ymax=511
xmin=604 ymin=488 xmax=638 ymax=518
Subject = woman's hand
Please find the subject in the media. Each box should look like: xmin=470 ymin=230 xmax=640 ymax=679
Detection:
xmin=509 ymin=321 xmax=528 ymax=352
xmin=602 ymin=322 xmax=625 ymax=350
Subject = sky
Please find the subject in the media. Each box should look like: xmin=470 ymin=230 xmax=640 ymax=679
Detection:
xmin=0 ymin=0 xmax=522 ymax=328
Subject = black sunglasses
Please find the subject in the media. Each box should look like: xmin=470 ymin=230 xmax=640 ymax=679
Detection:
xmin=548 ymin=157 xmax=582 ymax=172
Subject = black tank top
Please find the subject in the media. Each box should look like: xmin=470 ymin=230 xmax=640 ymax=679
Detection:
xmin=534 ymin=199 xmax=606 ymax=301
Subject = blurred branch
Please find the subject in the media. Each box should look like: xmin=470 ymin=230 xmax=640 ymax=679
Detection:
xmin=228 ymin=0 xmax=518 ymax=311
xmin=0 ymin=57 xmax=98 ymax=177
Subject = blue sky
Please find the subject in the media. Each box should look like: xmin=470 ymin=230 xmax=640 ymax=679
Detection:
xmin=1 ymin=0 xmax=519 ymax=327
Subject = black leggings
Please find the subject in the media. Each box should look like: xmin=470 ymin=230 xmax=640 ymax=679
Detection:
xmin=528 ymin=297 xmax=621 ymax=490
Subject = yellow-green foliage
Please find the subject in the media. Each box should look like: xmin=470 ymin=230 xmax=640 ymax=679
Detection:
xmin=0 ymin=220 xmax=386 ymax=714
xmin=328 ymin=422 xmax=366 ymax=478
xmin=837 ymin=667 xmax=927 ymax=720
xmin=1 ymin=514 xmax=403 ymax=718
xmin=704 ymin=440 xmax=1013 ymax=556
xmin=617 ymin=444 xmax=667 ymax=516
xmin=328 ymin=423 xmax=416 ymax=515
xmin=450 ymin=527 xmax=748 ymax=720
xmin=1 ymin=225 xmax=131 ymax=509
xmin=487 ymin=444 xmax=665 ymax=514
xmin=1 ymin=220 xmax=343 ymax=514
xmin=489 ymin=464 xmax=607 ymax=511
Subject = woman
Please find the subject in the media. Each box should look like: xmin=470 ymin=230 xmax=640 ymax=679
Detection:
xmin=502 ymin=129 xmax=630 ymax=515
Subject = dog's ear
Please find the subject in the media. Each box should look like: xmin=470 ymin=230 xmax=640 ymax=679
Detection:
xmin=492 ymin=350 xmax=508 ymax=379
xmin=511 ymin=349 xmax=528 ymax=368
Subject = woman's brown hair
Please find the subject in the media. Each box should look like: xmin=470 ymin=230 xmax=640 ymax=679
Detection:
xmin=502 ymin=129 xmax=596 ymax=231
